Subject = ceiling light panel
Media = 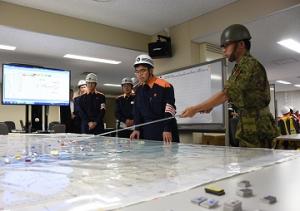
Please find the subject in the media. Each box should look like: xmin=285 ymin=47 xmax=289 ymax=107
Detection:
xmin=64 ymin=54 xmax=121 ymax=64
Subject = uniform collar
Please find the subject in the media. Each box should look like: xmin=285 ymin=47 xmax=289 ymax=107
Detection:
xmin=123 ymin=93 xmax=131 ymax=98
xmin=87 ymin=89 xmax=96 ymax=95
xmin=231 ymin=52 xmax=248 ymax=76
xmin=146 ymin=75 xmax=157 ymax=88
xmin=236 ymin=51 xmax=251 ymax=66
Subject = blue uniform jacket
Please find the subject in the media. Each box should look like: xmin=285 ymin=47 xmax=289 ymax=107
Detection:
xmin=72 ymin=95 xmax=83 ymax=133
xmin=134 ymin=76 xmax=179 ymax=142
xmin=78 ymin=91 xmax=106 ymax=134
xmin=115 ymin=93 xmax=135 ymax=124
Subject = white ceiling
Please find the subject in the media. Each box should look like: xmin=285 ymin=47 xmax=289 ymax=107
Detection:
xmin=1 ymin=0 xmax=237 ymax=35
xmin=194 ymin=5 xmax=300 ymax=92
xmin=0 ymin=25 xmax=144 ymax=94
xmin=0 ymin=1 xmax=300 ymax=94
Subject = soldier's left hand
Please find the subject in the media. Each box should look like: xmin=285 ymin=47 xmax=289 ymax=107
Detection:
xmin=163 ymin=131 xmax=172 ymax=144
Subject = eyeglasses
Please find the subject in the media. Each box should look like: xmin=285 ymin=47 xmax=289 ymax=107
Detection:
xmin=135 ymin=68 xmax=148 ymax=75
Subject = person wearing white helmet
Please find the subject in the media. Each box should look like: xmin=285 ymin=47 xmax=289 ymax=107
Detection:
xmin=130 ymin=54 xmax=179 ymax=143
xmin=115 ymin=77 xmax=135 ymax=138
xmin=295 ymin=109 xmax=300 ymax=132
xmin=76 ymin=80 xmax=87 ymax=97
xmin=78 ymin=73 xmax=106 ymax=134
xmin=280 ymin=106 xmax=290 ymax=116
xmin=288 ymin=105 xmax=294 ymax=113
xmin=71 ymin=79 xmax=88 ymax=133
xmin=278 ymin=105 xmax=298 ymax=148
xmin=288 ymin=105 xmax=300 ymax=133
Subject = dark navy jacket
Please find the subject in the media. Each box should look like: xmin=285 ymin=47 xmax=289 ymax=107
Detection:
xmin=59 ymin=102 xmax=72 ymax=133
xmin=134 ymin=76 xmax=179 ymax=142
xmin=72 ymin=95 xmax=83 ymax=133
xmin=78 ymin=91 xmax=106 ymax=135
xmin=115 ymin=94 xmax=135 ymax=124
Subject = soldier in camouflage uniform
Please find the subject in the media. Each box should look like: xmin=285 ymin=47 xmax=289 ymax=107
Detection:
xmin=181 ymin=24 xmax=279 ymax=148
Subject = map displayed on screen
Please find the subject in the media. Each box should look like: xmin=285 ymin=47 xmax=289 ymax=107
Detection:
xmin=2 ymin=64 xmax=70 ymax=105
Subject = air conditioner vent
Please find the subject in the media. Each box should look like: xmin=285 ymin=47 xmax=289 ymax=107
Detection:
xmin=205 ymin=42 xmax=222 ymax=54
xmin=80 ymin=72 xmax=95 ymax=76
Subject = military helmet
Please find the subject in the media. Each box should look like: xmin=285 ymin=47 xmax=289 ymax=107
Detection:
xmin=86 ymin=73 xmax=97 ymax=83
xmin=220 ymin=24 xmax=251 ymax=47
xmin=77 ymin=80 xmax=86 ymax=87
xmin=134 ymin=54 xmax=154 ymax=68
xmin=121 ymin=77 xmax=133 ymax=85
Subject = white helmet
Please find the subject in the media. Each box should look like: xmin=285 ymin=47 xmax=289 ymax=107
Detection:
xmin=281 ymin=106 xmax=290 ymax=115
xmin=86 ymin=73 xmax=97 ymax=83
xmin=121 ymin=77 xmax=133 ymax=85
xmin=77 ymin=80 xmax=86 ymax=87
xmin=131 ymin=77 xmax=138 ymax=85
xmin=133 ymin=54 xmax=154 ymax=68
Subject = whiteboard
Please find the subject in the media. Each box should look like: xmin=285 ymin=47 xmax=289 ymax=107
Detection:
xmin=161 ymin=59 xmax=225 ymax=131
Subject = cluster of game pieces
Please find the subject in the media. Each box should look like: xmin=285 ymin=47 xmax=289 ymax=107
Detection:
xmin=236 ymin=180 xmax=277 ymax=204
xmin=223 ymin=200 xmax=242 ymax=211
xmin=236 ymin=180 xmax=253 ymax=197
xmin=191 ymin=197 xmax=219 ymax=208
xmin=191 ymin=180 xmax=277 ymax=210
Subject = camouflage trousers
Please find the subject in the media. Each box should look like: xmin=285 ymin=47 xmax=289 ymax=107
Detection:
xmin=235 ymin=107 xmax=279 ymax=148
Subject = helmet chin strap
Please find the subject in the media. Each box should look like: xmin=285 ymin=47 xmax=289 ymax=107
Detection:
xmin=228 ymin=42 xmax=238 ymax=62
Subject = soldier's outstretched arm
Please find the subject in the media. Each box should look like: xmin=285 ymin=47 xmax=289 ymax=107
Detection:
xmin=180 ymin=90 xmax=228 ymax=118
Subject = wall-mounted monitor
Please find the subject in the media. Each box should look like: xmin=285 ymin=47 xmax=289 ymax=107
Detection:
xmin=2 ymin=64 xmax=70 ymax=106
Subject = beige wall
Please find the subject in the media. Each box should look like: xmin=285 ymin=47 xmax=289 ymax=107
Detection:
xmin=0 ymin=85 xmax=24 ymax=129
xmin=0 ymin=104 xmax=25 ymax=130
xmin=48 ymin=106 xmax=60 ymax=125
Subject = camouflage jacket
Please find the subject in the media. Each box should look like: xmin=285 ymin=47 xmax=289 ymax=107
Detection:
xmin=225 ymin=52 xmax=279 ymax=148
xmin=225 ymin=52 xmax=270 ymax=110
